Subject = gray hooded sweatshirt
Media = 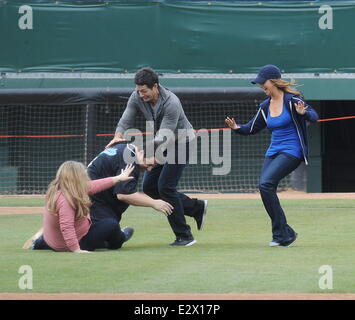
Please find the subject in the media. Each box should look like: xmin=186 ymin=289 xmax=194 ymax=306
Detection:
xmin=115 ymin=85 xmax=195 ymax=148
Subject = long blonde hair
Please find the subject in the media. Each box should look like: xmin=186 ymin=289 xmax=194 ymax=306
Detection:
xmin=46 ymin=161 xmax=91 ymax=220
xmin=269 ymin=79 xmax=302 ymax=96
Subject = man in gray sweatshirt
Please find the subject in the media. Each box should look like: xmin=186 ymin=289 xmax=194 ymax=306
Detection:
xmin=105 ymin=67 xmax=207 ymax=246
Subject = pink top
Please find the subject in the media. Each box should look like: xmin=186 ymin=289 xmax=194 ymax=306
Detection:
xmin=43 ymin=177 xmax=114 ymax=252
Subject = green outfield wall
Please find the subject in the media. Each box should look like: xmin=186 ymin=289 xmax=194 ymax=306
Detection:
xmin=1 ymin=1 xmax=354 ymax=74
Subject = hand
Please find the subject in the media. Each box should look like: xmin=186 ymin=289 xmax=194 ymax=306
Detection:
xmin=114 ymin=164 xmax=135 ymax=183
xmin=225 ymin=117 xmax=240 ymax=130
xmin=153 ymin=200 xmax=174 ymax=216
xmin=74 ymin=249 xmax=91 ymax=253
xmin=294 ymin=101 xmax=308 ymax=115
xmin=105 ymin=137 xmax=128 ymax=149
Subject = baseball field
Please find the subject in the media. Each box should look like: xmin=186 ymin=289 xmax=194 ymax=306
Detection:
xmin=1 ymin=192 xmax=355 ymax=300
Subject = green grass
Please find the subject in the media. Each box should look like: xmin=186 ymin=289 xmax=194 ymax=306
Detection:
xmin=1 ymin=198 xmax=355 ymax=293
xmin=0 ymin=197 xmax=44 ymax=207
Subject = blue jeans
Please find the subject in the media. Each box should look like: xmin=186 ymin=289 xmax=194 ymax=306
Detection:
xmin=259 ymin=152 xmax=301 ymax=242
xmin=33 ymin=218 xmax=126 ymax=251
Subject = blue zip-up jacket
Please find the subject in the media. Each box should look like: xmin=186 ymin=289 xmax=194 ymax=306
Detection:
xmin=233 ymin=93 xmax=319 ymax=164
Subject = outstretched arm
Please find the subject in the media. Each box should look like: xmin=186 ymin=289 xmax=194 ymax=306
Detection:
xmin=225 ymin=117 xmax=240 ymax=130
xmin=117 ymin=192 xmax=173 ymax=216
xmin=105 ymin=94 xmax=137 ymax=148
xmin=225 ymin=108 xmax=266 ymax=135
xmin=292 ymin=96 xmax=319 ymax=122
xmin=88 ymin=164 xmax=135 ymax=195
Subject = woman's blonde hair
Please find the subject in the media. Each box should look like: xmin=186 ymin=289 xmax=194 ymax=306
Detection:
xmin=269 ymin=78 xmax=302 ymax=96
xmin=46 ymin=161 xmax=91 ymax=219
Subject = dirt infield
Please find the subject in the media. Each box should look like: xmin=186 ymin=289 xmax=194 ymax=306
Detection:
xmin=1 ymin=292 xmax=355 ymax=300
xmin=0 ymin=207 xmax=44 ymax=215
xmin=1 ymin=191 xmax=354 ymax=216
xmin=188 ymin=191 xmax=355 ymax=200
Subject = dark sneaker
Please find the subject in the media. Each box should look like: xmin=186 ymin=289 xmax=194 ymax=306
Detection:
xmin=169 ymin=237 xmax=196 ymax=247
xmin=279 ymin=233 xmax=298 ymax=247
xmin=22 ymin=227 xmax=43 ymax=249
xmin=122 ymin=227 xmax=134 ymax=243
xmin=195 ymin=200 xmax=208 ymax=231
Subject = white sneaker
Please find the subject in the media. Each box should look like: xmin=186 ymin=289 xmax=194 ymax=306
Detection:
xmin=169 ymin=238 xmax=197 ymax=246
xmin=268 ymin=241 xmax=280 ymax=247
xmin=196 ymin=200 xmax=208 ymax=231
xmin=22 ymin=227 xmax=43 ymax=249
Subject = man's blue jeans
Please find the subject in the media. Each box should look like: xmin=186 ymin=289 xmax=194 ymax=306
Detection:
xmin=259 ymin=152 xmax=301 ymax=243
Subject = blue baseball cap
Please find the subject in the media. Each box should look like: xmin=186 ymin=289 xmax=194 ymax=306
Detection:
xmin=251 ymin=64 xmax=281 ymax=84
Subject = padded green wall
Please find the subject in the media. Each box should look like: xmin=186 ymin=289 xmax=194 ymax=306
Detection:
xmin=1 ymin=1 xmax=354 ymax=73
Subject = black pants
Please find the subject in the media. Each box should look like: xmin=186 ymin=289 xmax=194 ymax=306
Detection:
xmin=142 ymin=143 xmax=202 ymax=239
xmin=259 ymin=152 xmax=301 ymax=242
xmin=80 ymin=218 xmax=126 ymax=251
xmin=33 ymin=218 xmax=126 ymax=251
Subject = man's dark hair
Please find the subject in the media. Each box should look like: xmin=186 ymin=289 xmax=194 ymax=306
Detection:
xmin=134 ymin=67 xmax=159 ymax=89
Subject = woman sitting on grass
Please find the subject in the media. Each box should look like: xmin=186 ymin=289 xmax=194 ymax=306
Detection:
xmin=24 ymin=161 xmax=135 ymax=253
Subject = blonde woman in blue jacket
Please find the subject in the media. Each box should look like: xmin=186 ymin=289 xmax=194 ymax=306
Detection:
xmin=225 ymin=65 xmax=319 ymax=247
